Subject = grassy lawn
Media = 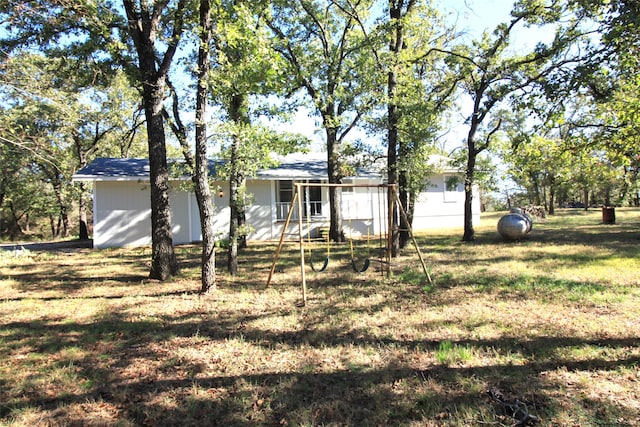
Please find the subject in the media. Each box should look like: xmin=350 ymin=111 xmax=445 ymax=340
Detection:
xmin=1 ymin=208 xmax=639 ymax=426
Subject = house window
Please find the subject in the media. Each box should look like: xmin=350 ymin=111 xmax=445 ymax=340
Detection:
xmin=277 ymin=180 xmax=294 ymax=220
xmin=444 ymin=175 xmax=463 ymax=203
xmin=342 ymin=178 xmax=354 ymax=194
xmin=278 ymin=180 xmax=293 ymax=204
xmin=276 ymin=180 xmax=323 ymax=220
xmin=304 ymin=180 xmax=322 ymax=217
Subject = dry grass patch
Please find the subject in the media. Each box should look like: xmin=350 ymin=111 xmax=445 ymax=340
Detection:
xmin=1 ymin=208 xmax=639 ymax=426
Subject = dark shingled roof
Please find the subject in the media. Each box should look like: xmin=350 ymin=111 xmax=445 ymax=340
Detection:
xmin=72 ymin=158 xmax=219 ymax=181
xmin=255 ymin=154 xmax=328 ymax=179
xmin=72 ymin=153 xmax=383 ymax=182
xmin=74 ymin=158 xmax=151 ymax=179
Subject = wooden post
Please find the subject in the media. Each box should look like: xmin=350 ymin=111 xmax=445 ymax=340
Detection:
xmin=395 ymin=191 xmax=432 ymax=284
xmin=295 ymin=183 xmax=307 ymax=305
xmin=386 ymin=185 xmax=394 ymax=278
xmin=266 ymin=190 xmax=298 ymax=287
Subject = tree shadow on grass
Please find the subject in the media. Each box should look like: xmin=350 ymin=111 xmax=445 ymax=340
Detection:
xmin=2 ymin=301 xmax=638 ymax=426
xmin=2 ymin=230 xmax=639 ymax=425
xmin=7 ymin=272 xmax=152 ymax=294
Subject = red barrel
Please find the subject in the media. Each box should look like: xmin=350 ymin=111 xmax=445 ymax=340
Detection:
xmin=602 ymin=206 xmax=615 ymax=224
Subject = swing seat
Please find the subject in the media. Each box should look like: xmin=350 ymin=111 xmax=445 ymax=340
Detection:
xmin=310 ymin=257 xmax=330 ymax=272
xmin=351 ymin=257 xmax=370 ymax=273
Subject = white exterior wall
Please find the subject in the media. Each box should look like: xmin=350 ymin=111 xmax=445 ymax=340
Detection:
xmin=341 ymin=181 xmax=384 ymax=237
xmin=412 ymin=174 xmax=481 ymax=230
xmin=91 ymin=173 xmax=480 ymax=248
xmin=170 ymin=186 xmax=191 ymax=245
xmin=184 ymin=182 xmax=230 ymax=243
xmin=93 ymin=181 xmax=152 ymax=248
xmin=189 ymin=191 xmax=202 ymax=242
xmin=246 ymin=180 xmax=276 ymax=240
xmin=93 ymin=180 xmax=230 ymax=248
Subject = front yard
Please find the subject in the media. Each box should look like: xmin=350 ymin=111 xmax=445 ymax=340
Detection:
xmin=1 ymin=208 xmax=639 ymax=426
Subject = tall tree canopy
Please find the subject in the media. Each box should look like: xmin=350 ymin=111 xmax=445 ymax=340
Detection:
xmin=353 ymin=0 xmax=454 ymax=252
xmin=495 ymin=0 xmax=640 ymax=212
xmin=443 ymin=0 xmax=593 ymax=240
xmin=0 ymin=52 xmax=145 ymax=240
xmin=268 ymin=0 xmax=377 ymax=242
xmin=208 ymin=0 xmax=305 ymax=275
xmin=0 ymin=0 xmax=189 ymax=279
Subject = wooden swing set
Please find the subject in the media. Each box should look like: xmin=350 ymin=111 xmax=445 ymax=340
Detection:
xmin=267 ymin=182 xmax=431 ymax=305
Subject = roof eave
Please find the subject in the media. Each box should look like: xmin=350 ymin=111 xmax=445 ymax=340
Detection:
xmin=71 ymin=175 xmax=192 ymax=183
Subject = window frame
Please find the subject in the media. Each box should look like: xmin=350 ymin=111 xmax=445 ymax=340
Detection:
xmin=443 ymin=174 xmax=463 ymax=203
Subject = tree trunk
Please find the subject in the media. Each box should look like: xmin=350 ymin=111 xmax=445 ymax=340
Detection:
xmin=48 ymin=214 xmax=55 ymax=239
xmin=228 ymin=174 xmax=248 ymax=268
xmin=123 ymin=0 xmax=179 ymax=281
xmin=9 ymin=202 xmax=24 ymax=239
xmin=228 ymin=160 xmax=240 ymax=276
xmin=398 ymin=170 xmax=410 ymax=248
xmin=76 ymin=141 xmax=90 ymax=240
xmin=583 ymin=187 xmax=589 ymax=210
xmin=386 ymin=2 xmax=402 ymax=256
xmin=73 ymin=133 xmax=92 ymax=241
xmin=604 ymin=185 xmax=612 ymax=206
xmin=237 ymin=203 xmax=247 ymax=249
xmin=532 ymin=174 xmax=541 ymax=206
xmin=195 ymin=0 xmax=216 ymax=293
xmin=462 ymin=126 xmax=478 ymax=241
xmin=462 ymin=156 xmax=476 ymax=242
xmin=51 ymin=178 xmax=70 ymax=238
xmin=60 ymin=205 xmax=70 ymax=238
xmin=227 ymin=93 xmax=249 ymax=275
xmin=326 ymin=124 xmax=345 ymax=243
xmin=547 ymin=174 xmax=555 ymax=215
xmin=146 ymin=78 xmax=178 ymax=280
xmin=387 ymin=67 xmax=401 ymax=254
xmin=78 ymin=182 xmax=89 ymax=241
xmin=0 ymin=192 xmax=3 ymax=236
xmin=228 ymin=185 xmax=239 ymax=275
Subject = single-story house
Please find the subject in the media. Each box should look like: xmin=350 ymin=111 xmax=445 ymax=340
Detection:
xmin=72 ymin=153 xmax=480 ymax=248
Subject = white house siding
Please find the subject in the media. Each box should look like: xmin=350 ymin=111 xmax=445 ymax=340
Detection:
xmin=189 ymin=191 xmax=202 ymax=242
xmin=412 ymin=175 xmax=481 ymax=230
xmin=246 ymin=180 xmax=275 ymax=240
xmin=170 ymin=185 xmax=192 ymax=245
xmin=341 ymin=182 xmax=383 ymax=237
xmin=184 ymin=183 xmax=231 ymax=243
xmin=93 ymin=181 xmax=152 ymax=248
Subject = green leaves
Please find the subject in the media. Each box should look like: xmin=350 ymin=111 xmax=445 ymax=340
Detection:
xmin=0 ymin=49 xmax=147 ymax=237
xmin=212 ymin=120 xmax=309 ymax=180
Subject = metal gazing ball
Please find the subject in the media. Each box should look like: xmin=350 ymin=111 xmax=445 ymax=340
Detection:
xmin=497 ymin=213 xmax=531 ymax=241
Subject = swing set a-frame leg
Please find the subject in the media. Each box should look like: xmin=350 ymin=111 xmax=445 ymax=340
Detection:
xmin=266 ymin=190 xmax=299 ymax=287
xmin=395 ymin=192 xmax=432 ymax=284
xmin=266 ymin=184 xmax=308 ymax=305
